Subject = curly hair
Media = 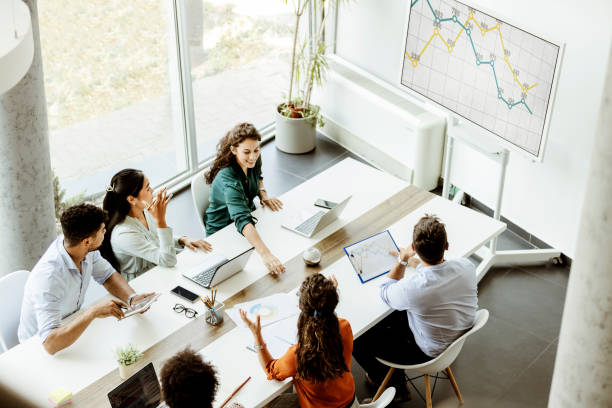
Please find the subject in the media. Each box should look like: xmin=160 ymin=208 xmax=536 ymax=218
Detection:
xmin=60 ymin=204 xmax=108 ymax=246
xmin=296 ymin=274 xmax=348 ymax=384
xmin=205 ymin=122 xmax=261 ymax=184
xmin=160 ymin=348 xmax=219 ymax=408
xmin=413 ymin=214 xmax=447 ymax=264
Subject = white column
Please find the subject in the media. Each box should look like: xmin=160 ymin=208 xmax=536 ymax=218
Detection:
xmin=548 ymin=47 xmax=612 ymax=406
xmin=0 ymin=0 xmax=56 ymax=277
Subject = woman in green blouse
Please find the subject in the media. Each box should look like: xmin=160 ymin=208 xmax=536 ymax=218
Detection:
xmin=204 ymin=122 xmax=285 ymax=275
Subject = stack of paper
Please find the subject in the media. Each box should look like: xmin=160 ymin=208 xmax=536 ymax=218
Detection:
xmin=48 ymin=387 xmax=72 ymax=407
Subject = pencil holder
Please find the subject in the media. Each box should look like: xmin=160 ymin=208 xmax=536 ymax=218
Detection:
xmin=205 ymin=302 xmax=224 ymax=326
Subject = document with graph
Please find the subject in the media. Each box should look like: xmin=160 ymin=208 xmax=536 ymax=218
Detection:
xmin=344 ymin=230 xmax=400 ymax=283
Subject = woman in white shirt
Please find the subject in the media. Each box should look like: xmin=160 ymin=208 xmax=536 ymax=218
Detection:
xmin=100 ymin=169 xmax=212 ymax=280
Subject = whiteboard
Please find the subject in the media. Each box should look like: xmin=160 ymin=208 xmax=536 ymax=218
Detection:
xmin=399 ymin=0 xmax=563 ymax=161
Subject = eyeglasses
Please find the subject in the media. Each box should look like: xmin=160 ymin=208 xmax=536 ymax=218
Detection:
xmin=173 ymin=303 xmax=198 ymax=318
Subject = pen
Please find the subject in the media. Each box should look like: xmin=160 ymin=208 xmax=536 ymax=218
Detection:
xmin=219 ymin=376 xmax=251 ymax=408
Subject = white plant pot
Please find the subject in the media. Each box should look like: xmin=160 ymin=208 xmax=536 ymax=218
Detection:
xmin=118 ymin=363 xmax=137 ymax=380
xmin=275 ymin=106 xmax=317 ymax=154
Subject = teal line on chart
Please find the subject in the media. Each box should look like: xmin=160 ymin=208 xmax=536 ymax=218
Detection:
xmin=409 ymin=0 xmax=533 ymax=114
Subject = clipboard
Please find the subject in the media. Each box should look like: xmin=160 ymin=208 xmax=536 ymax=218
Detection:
xmin=343 ymin=230 xmax=400 ymax=283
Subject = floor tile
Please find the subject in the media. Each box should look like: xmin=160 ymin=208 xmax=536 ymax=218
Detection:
xmin=518 ymin=263 xmax=570 ymax=289
xmin=495 ymin=342 xmax=558 ymax=408
xmin=477 ymin=267 xmax=567 ymax=343
xmin=261 ymin=133 xmax=347 ymax=179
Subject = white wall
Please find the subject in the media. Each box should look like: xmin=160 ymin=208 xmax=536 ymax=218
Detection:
xmin=335 ymin=0 xmax=612 ymax=258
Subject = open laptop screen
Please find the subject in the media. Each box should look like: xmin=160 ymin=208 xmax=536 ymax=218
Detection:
xmin=108 ymin=363 xmax=162 ymax=408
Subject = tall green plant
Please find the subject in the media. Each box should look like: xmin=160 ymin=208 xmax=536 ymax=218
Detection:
xmin=279 ymin=0 xmax=349 ymax=123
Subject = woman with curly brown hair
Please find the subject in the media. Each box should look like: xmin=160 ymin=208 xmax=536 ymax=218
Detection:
xmin=205 ymin=122 xmax=285 ymax=275
xmin=240 ymin=274 xmax=357 ymax=408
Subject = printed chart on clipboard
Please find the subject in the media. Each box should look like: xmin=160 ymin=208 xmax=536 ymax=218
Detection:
xmin=344 ymin=230 xmax=400 ymax=283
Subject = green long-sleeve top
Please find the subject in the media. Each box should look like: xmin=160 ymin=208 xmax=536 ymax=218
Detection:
xmin=204 ymin=157 xmax=263 ymax=236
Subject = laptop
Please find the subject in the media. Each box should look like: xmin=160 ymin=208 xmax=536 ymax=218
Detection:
xmin=108 ymin=363 xmax=167 ymax=408
xmin=281 ymin=196 xmax=352 ymax=237
xmin=182 ymin=247 xmax=255 ymax=288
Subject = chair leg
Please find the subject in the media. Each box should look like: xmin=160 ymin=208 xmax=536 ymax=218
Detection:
xmin=372 ymin=367 xmax=395 ymax=402
xmin=445 ymin=366 xmax=463 ymax=404
xmin=424 ymin=374 xmax=432 ymax=408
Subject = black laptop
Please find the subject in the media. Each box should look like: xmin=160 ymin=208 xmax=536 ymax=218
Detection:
xmin=108 ymin=363 xmax=167 ymax=408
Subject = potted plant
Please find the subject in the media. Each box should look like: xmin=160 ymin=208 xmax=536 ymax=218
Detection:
xmin=115 ymin=344 xmax=144 ymax=380
xmin=275 ymin=0 xmax=345 ymax=154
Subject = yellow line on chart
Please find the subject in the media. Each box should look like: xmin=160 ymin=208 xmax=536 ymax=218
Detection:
xmin=406 ymin=11 xmax=538 ymax=94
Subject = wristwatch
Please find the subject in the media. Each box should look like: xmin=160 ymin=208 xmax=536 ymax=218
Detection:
xmin=253 ymin=343 xmax=267 ymax=351
xmin=398 ymin=256 xmax=408 ymax=266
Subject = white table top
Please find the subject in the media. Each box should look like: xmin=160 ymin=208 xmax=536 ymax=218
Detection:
xmin=0 ymin=158 xmax=413 ymax=406
xmin=203 ymin=195 xmax=506 ymax=407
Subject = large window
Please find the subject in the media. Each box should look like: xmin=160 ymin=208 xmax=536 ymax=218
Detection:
xmin=39 ymin=0 xmax=293 ymax=199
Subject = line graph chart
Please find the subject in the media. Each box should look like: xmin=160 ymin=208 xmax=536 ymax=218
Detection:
xmin=401 ymin=0 xmax=560 ymax=157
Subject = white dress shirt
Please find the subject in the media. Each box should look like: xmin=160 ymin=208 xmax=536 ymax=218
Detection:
xmin=18 ymin=236 xmax=115 ymax=343
xmin=110 ymin=211 xmax=183 ymax=280
xmin=379 ymin=258 xmax=478 ymax=357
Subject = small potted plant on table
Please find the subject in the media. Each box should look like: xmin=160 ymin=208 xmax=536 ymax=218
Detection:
xmin=115 ymin=344 xmax=144 ymax=380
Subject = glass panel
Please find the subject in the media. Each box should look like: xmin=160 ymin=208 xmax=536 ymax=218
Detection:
xmin=186 ymin=0 xmax=294 ymax=159
xmin=40 ymin=0 xmax=188 ymax=199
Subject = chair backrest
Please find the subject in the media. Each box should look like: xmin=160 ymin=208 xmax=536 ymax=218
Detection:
xmin=191 ymin=170 xmax=211 ymax=233
xmin=0 ymin=270 xmax=30 ymax=352
xmin=405 ymin=309 xmax=490 ymax=374
xmin=359 ymin=387 xmax=396 ymax=408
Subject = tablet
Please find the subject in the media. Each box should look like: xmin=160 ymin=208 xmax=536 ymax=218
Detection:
xmin=121 ymin=293 xmax=161 ymax=319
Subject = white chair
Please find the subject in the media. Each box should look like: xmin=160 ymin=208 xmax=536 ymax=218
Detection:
xmin=359 ymin=387 xmax=396 ymax=408
xmin=191 ymin=170 xmax=211 ymax=233
xmin=372 ymin=309 xmax=489 ymax=408
xmin=0 ymin=270 xmax=29 ymax=353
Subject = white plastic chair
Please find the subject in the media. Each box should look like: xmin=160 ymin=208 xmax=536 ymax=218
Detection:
xmin=372 ymin=309 xmax=489 ymax=407
xmin=0 ymin=270 xmax=29 ymax=353
xmin=191 ymin=170 xmax=211 ymax=233
xmin=360 ymin=387 xmax=396 ymax=407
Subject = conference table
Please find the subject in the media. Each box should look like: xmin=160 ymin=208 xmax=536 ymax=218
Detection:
xmin=0 ymin=158 xmax=505 ymax=407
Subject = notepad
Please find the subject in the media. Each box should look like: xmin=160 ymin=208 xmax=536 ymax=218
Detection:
xmin=344 ymin=230 xmax=399 ymax=283
xmin=48 ymin=387 xmax=72 ymax=407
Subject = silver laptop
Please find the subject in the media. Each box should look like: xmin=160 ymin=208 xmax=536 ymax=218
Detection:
xmin=108 ymin=362 xmax=167 ymax=408
xmin=282 ymin=196 xmax=351 ymax=237
xmin=182 ymin=247 xmax=255 ymax=288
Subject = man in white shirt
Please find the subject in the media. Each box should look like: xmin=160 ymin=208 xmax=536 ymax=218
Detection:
xmin=18 ymin=204 xmax=155 ymax=355
xmin=353 ymin=214 xmax=478 ymax=401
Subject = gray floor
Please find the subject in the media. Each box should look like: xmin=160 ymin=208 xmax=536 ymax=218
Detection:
xmin=165 ymin=133 xmax=569 ymax=408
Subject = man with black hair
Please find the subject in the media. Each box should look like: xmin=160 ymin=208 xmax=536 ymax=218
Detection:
xmin=161 ymin=348 xmax=243 ymax=408
xmin=353 ymin=214 xmax=478 ymax=401
xmin=18 ymin=204 xmax=154 ymax=355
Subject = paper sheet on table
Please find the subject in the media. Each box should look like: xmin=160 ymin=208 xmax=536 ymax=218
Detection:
xmin=344 ymin=230 xmax=399 ymax=283
xmin=245 ymin=315 xmax=298 ymax=358
xmin=226 ymin=293 xmax=299 ymax=328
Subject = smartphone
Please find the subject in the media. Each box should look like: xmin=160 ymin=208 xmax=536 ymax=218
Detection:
xmin=314 ymin=199 xmax=337 ymax=209
xmin=170 ymin=286 xmax=199 ymax=302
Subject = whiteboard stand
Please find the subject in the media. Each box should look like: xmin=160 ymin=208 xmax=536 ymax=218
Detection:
xmin=442 ymin=124 xmax=561 ymax=282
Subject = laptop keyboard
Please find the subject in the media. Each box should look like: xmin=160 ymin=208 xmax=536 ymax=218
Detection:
xmin=191 ymin=266 xmax=217 ymax=287
xmin=295 ymin=210 xmax=326 ymax=235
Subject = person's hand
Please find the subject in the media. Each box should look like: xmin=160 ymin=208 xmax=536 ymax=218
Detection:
xmin=261 ymin=196 xmax=283 ymax=211
xmin=261 ymin=252 xmax=285 ymax=275
xmin=389 ymin=246 xmax=416 ymax=262
xmin=329 ymin=274 xmax=338 ymax=288
xmin=239 ymin=309 xmax=262 ymax=335
xmin=147 ymin=187 xmax=172 ymax=228
xmin=179 ymin=237 xmax=212 ymax=252
xmin=129 ymin=292 xmax=157 ymax=314
xmin=91 ymin=299 xmax=125 ymax=320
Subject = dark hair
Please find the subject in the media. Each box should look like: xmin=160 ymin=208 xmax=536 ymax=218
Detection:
xmin=413 ymin=214 xmax=447 ymax=264
xmin=60 ymin=204 xmax=107 ymax=247
xmin=296 ymin=274 xmax=348 ymax=384
xmin=205 ymin=122 xmax=261 ymax=184
xmin=100 ymin=169 xmax=145 ymax=269
xmin=161 ymin=348 xmax=219 ymax=408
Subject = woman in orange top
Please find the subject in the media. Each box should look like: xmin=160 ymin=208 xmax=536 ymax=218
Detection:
xmin=240 ymin=274 xmax=357 ymax=408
